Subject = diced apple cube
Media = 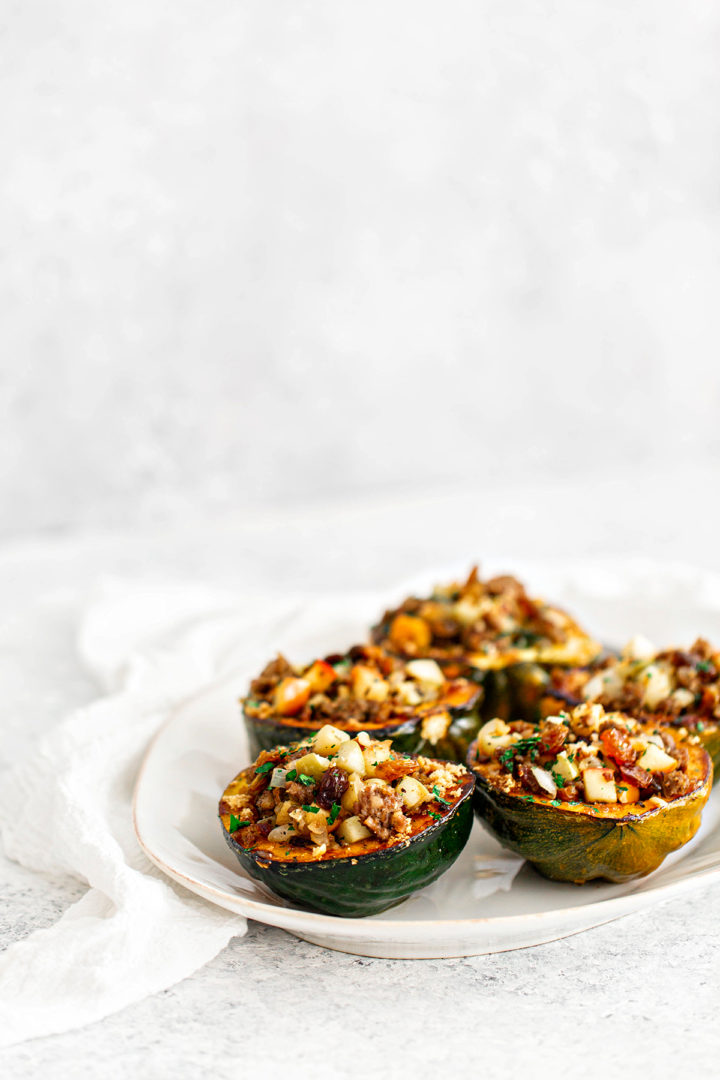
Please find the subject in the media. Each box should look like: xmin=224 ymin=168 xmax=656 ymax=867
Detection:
xmin=405 ymin=659 xmax=445 ymax=686
xmin=311 ymin=724 xmax=350 ymax=756
xmin=334 ymin=739 xmax=366 ymax=777
xmin=617 ymin=782 xmax=640 ymax=804
xmin=362 ymin=742 xmax=392 ymax=776
xmin=396 ymin=681 xmax=422 ymax=706
xmin=290 ymin=752 xmax=331 ymax=780
xmin=582 ymin=767 xmax=618 ymax=803
xmin=670 ymin=688 xmax=695 ymax=710
xmin=636 ymin=743 xmax=678 ymax=773
xmin=641 ymin=664 xmax=674 ymax=709
xmin=351 ymin=664 xmax=390 ymax=703
xmin=274 ymin=677 xmax=311 ymax=716
xmin=396 ymin=776 xmax=430 ymax=810
xmin=622 ymin=634 xmax=657 ymax=662
xmin=341 ymin=774 xmax=365 ymax=813
xmin=582 ymin=669 xmax=623 ymax=701
xmin=304 ymin=660 xmax=336 ymax=694
xmin=338 ymin=816 xmax=372 ymax=844
xmin=452 ymin=598 xmax=485 ymax=626
xmin=552 ymin=751 xmax=579 ymax=783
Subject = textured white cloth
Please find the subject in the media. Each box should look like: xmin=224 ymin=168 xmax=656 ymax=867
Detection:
xmin=0 ymin=581 xmax=300 ymax=1047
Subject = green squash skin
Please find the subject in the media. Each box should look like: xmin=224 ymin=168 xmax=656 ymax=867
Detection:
xmin=243 ymin=706 xmax=483 ymax=765
xmin=467 ymin=741 xmax=712 ymax=884
xmin=221 ymin=778 xmax=475 ymax=917
xmin=699 ymin=725 xmax=720 ymax=778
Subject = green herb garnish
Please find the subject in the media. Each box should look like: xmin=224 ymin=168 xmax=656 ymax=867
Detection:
xmin=255 ymin=762 xmax=274 ymax=775
xmin=302 ymin=805 xmax=320 ymax=814
xmin=285 ymin=768 xmax=298 ymax=781
xmin=696 ymin=721 xmax=705 ymax=732
xmin=229 ymin=815 xmax=251 ymax=831
xmin=552 ymin=773 xmax=565 ymax=789
xmin=428 ymin=811 xmax=443 ymax=821
xmin=328 ymin=802 xmax=341 ymax=826
xmin=696 ymin=660 xmax=712 ymax=673
xmin=432 ymin=785 xmax=451 ymax=806
xmin=298 ymin=774 xmax=314 ymax=786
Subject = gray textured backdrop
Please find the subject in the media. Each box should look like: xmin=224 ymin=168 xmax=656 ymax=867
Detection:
xmin=2 ymin=2 xmax=719 ymax=539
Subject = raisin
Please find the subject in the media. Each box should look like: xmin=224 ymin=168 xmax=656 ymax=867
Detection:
xmin=619 ymin=763 xmax=659 ymax=794
xmin=315 ymin=767 xmax=349 ymax=809
xmin=539 ymin=721 xmax=567 ymax=755
xmin=600 ymin=726 xmax=637 ymax=766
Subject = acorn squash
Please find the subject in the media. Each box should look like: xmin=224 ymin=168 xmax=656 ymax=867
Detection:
xmin=536 ymin=637 xmax=720 ymax=777
xmin=371 ymin=565 xmax=601 ymax=673
xmin=242 ymin=646 xmax=483 ymax=763
xmin=219 ymin=733 xmax=475 ymax=917
xmin=467 ymin=704 xmax=713 ymax=883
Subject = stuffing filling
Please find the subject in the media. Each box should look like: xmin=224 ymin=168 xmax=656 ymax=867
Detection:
xmin=548 ymin=636 xmax=720 ymax=736
xmin=243 ymin=644 xmax=479 ymax=738
xmin=220 ymin=727 xmax=470 ymax=858
xmin=472 ymin=702 xmax=704 ymax=807
xmin=371 ymin=565 xmax=599 ymax=669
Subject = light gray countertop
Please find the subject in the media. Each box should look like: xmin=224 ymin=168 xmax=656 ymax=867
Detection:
xmin=1 ymin=491 xmax=719 ymax=1078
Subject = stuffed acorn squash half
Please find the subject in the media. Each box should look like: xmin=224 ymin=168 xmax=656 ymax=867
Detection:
xmin=242 ymin=644 xmax=482 ymax=763
xmin=467 ymin=701 xmax=712 ymax=884
xmin=220 ymin=728 xmax=475 ymax=917
xmin=371 ymin=565 xmax=601 ymax=675
xmin=536 ymin=636 xmax=720 ymax=776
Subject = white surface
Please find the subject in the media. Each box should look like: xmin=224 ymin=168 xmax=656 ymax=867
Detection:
xmin=135 ymin=629 xmax=720 ymax=958
xmin=1 ymin=2 xmax=720 ymax=537
xmin=0 ymin=582 xmax=254 ymax=1048
xmin=1 ymin=509 xmax=719 ymax=1077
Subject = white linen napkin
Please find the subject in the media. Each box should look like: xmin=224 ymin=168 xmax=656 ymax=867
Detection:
xmin=0 ymin=578 xmax=518 ymax=1047
xmin=0 ymin=581 xmax=304 ymax=1047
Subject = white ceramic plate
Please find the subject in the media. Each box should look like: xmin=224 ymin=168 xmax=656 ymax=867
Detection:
xmin=133 ymin=560 xmax=720 ymax=958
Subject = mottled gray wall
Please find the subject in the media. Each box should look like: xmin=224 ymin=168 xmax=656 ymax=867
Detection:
xmin=2 ymin=2 xmax=719 ymax=538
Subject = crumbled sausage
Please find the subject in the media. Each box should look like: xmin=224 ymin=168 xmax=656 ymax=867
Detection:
xmin=357 ymin=784 xmax=410 ymax=841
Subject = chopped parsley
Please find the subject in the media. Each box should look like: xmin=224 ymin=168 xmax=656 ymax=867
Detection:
xmin=432 ymin=785 xmax=451 ymax=806
xmin=550 ymin=800 xmax=561 ymax=807
xmin=244 ymin=698 xmax=261 ymax=709
xmin=285 ymin=768 xmax=298 ymax=781
xmin=255 ymin=761 xmax=274 ymax=775
xmin=552 ymin=772 xmax=565 ymax=789
xmin=229 ymin=815 xmax=251 ymax=831
xmin=302 ymin=805 xmax=320 ymax=814
xmin=499 ymin=734 xmax=541 ymax=770
xmin=428 ymin=811 xmax=443 ymax=822
xmin=298 ymin=774 xmax=314 ymax=786
xmin=328 ymin=802 xmax=341 ymax=826
xmin=696 ymin=660 xmax=712 ymax=673
xmin=696 ymin=721 xmax=705 ymax=732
